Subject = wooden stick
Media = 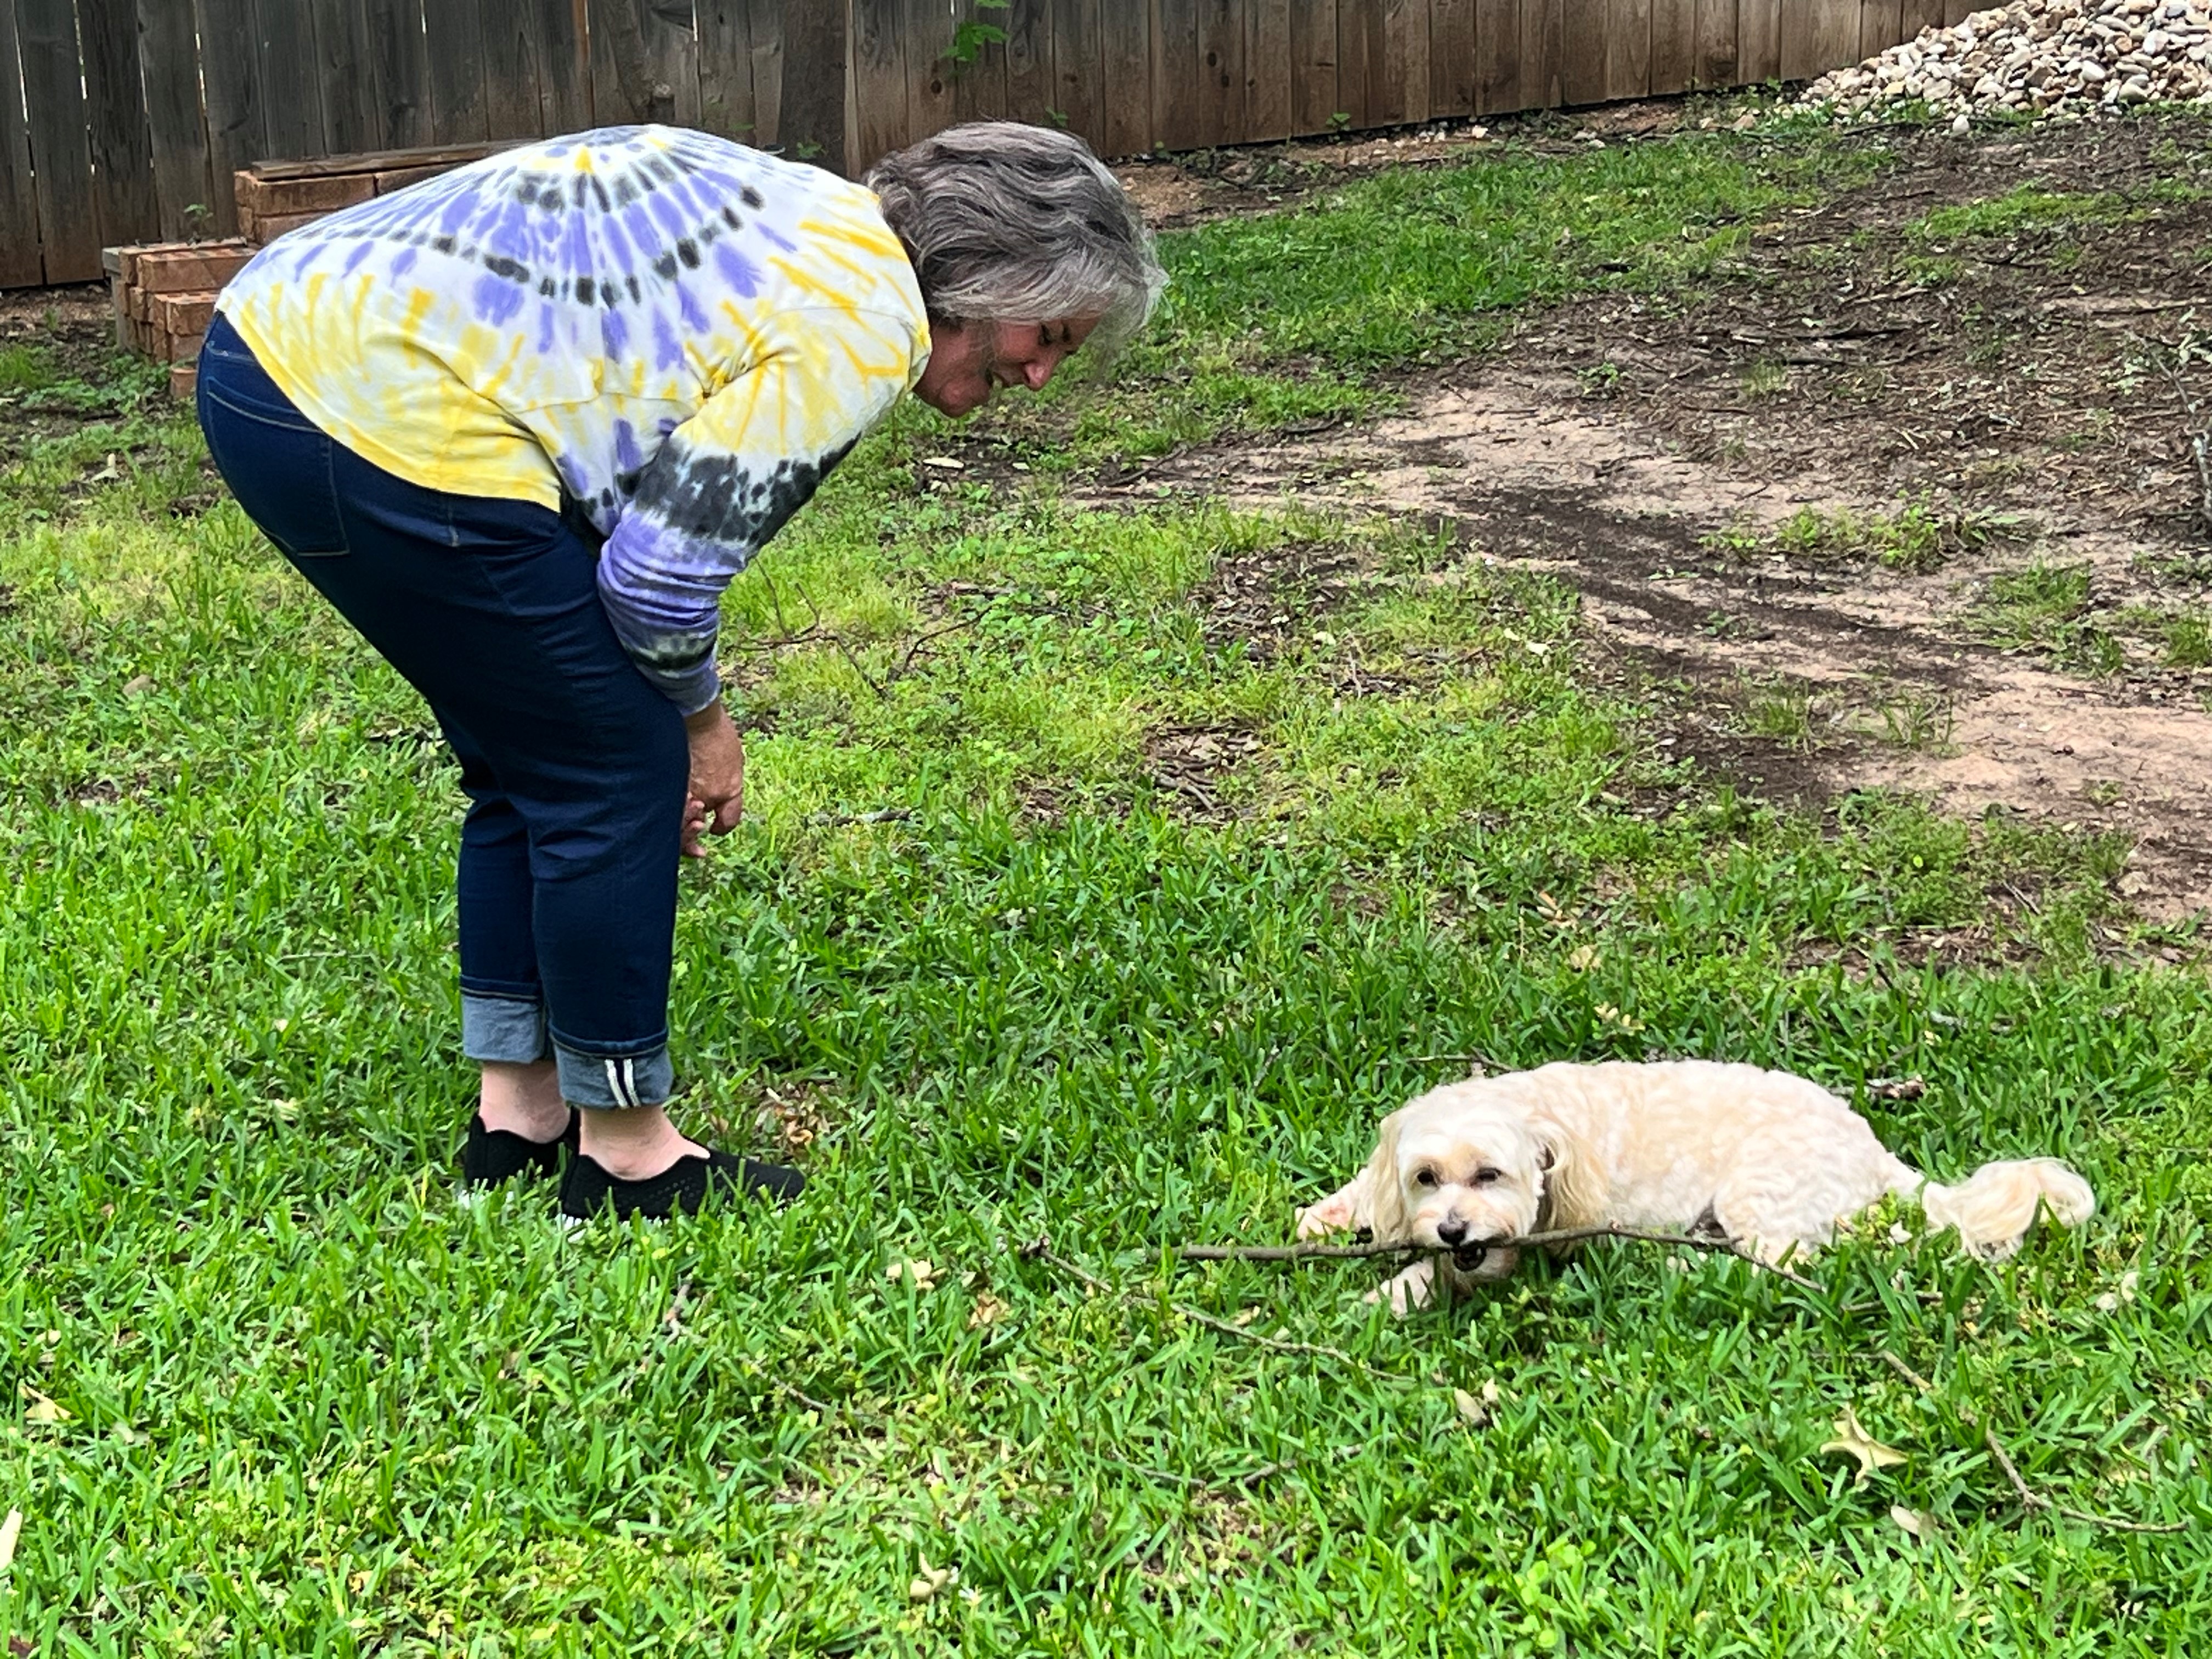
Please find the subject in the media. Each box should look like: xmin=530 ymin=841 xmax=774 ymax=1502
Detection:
xmin=1173 ymin=1223 xmax=1824 ymax=1293
xmin=1983 ymin=1427 xmax=2188 ymax=1535
xmin=1022 ymin=1239 xmax=1413 ymax=1384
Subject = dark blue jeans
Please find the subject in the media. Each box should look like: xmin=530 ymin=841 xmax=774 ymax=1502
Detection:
xmin=196 ymin=314 xmax=685 ymax=1110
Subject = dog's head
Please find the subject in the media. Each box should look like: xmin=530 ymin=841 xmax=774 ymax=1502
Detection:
xmin=1353 ymin=1084 xmax=1601 ymax=1283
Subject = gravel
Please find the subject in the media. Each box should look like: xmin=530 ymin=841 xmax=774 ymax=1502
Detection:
xmin=1802 ymin=0 xmax=2212 ymax=120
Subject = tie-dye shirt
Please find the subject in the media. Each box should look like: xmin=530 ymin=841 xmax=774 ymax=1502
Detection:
xmin=218 ymin=126 xmax=930 ymax=713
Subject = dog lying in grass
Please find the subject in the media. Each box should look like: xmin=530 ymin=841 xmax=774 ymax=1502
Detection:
xmin=1295 ymin=1060 xmax=2095 ymax=1315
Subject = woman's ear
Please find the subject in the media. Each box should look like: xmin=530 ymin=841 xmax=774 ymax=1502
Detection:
xmin=1357 ymin=1110 xmax=1408 ymax=1243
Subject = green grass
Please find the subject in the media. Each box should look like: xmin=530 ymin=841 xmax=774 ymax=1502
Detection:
xmin=1903 ymin=180 xmax=2208 ymax=245
xmin=953 ymin=131 xmax=1887 ymax=471
xmin=1703 ymin=498 xmax=2011 ymax=574
xmin=1971 ymin=563 xmax=2134 ymax=678
xmin=5 ymin=131 xmax=2211 ymax=1653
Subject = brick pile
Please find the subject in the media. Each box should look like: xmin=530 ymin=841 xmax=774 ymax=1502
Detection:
xmin=108 ymin=142 xmax=509 ymax=397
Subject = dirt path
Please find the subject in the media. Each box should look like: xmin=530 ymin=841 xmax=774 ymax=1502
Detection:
xmin=1111 ymin=118 xmax=2212 ymax=921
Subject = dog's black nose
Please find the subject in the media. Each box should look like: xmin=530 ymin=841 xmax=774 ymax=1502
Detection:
xmin=1437 ymin=1216 xmax=1468 ymax=1245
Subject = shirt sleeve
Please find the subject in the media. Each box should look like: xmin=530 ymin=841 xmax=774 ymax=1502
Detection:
xmin=596 ymin=306 xmax=924 ymax=713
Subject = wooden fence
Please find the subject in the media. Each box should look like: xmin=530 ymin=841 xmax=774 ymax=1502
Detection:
xmin=4 ymin=2 xmax=1997 ymax=290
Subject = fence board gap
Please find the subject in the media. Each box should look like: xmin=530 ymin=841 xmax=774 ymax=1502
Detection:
xmin=0 ymin=0 xmax=44 ymax=283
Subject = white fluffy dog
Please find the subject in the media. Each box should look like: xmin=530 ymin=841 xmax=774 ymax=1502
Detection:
xmin=1295 ymin=1060 xmax=2095 ymax=1315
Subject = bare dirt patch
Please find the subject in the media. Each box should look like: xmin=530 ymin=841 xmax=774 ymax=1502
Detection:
xmin=1133 ymin=115 xmax=2212 ymax=921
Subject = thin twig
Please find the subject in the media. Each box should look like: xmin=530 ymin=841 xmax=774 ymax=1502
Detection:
xmin=1172 ymin=1223 xmax=1824 ymax=1294
xmin=804 ymin=806 xmax=915 ymax=828
xmin=2153 ymin=345 xmax=2212 ymax=534
xmin=1404 ymin=1052 xmax=1497 ymax=1072
xmin=1022 ymin=1239 xmax=1412 ymax=1384
xmin=1879 ymin=1350 xmax=1933 ymax=1394
xmin=1982 ymin=1426 xmax=2188 ymax=1536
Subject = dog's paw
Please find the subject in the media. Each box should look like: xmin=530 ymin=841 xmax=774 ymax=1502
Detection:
xmin=1376 ymin=1259 xmax=1435 ymax=1318
xmin=1295 ymin=1193 xmax=1357 ymax=1239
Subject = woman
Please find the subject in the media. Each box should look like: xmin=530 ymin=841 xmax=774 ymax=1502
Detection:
xmin=198 ymin=121 xmax=1163 ymax=1220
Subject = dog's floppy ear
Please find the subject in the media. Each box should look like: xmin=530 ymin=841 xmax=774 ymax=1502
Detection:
xmin=1356 ymin=1109 xmax=1409 ymax=1243
xmin=1531 ymin=1116 xmax=1602 ymax=1232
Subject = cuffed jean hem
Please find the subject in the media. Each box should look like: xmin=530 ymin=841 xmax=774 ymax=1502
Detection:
xmin=554 ymin=1040 xmax=675 ymax=1110
xmin=461 ymin=992 xmax=551 ymax=1065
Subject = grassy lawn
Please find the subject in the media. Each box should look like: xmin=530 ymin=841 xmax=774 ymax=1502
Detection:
xmin=4 ymin=121 xmax=2210 ymax=1655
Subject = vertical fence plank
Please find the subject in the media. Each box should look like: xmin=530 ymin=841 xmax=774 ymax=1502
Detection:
xmin=82 ymin=0 xmax=160 ymax=247
xmin=1099 ymin=0 xmax=1149 ymax=153
xmin=1197 ymin=0 xmax=1245 ymax=144
xmin=1288 ymin=0 xmax=1335 ymax=132
xmin=538 ymin=0 xmax=592 ymax=129
xmin=780 ymin=0 xmax=845 ymax=165
xmin=1050 ymin=0 xmax=1103 ymax=143
xmin=748 ymin=0 xmax=781 ymax=145
xmin=1335 ymin=0 xmax=1376 ymax=127
xmin=1474 ymin=0 xmax=1517 ymax=114
xmin=1691 ymin=0 xmax=1737 ymax=87
xmin=852 ymin=0 xmax=906 ymax=161
xmin=1152 ymin=0 xmax=1201 ymax=148
xmin=654 ymin=0 xmax=704 ymax=125
xmin=1605 ymin=0 xmax=1647 ymax=99
xmin=1397 ymin=0 xmax=1431 ymax=122
xmin=1647 ymin=0 xmax=1692 ymax=94
xmin=311 ymin=0 xmax=376 ymax=154
xmin=1860 ymin=1 xmax=1901 ymax=58
xmin=257 ymin=0 xmax=326 ymax=160
xmin=1559 ymin=0 xmax=1606 ymax=103
xmin=427 ymin=0 xmax=492 ymax=142
xmin=1901 ymin=1 xmax=1943 ymax=38
xmin=899 ymin=0 xmax=953 ymax=147
xmin=1245 ymin=0 xmax=1290 ymax=140
xmin=1784 ymin=2 xmax=1860 ymax=82
xmin=0 ymin=0 xmax=44 ymax=281
xmin=953 ymin=2 xmax=1008 ymax=127
xmin=697 ymin=0 xmax=758 ymax=140
xmin=1005 ymin=0 xmax=1049 ymax=122
xmin=479 ymin=0 xmax=543 ymax=138
xmin=366 ymin=0 xmax=435 ymax=148
xmin=196 ymin=0 xmax=260 ymax=229
xmin=20 ymin=0 xmax=101 ymax=278
xmin=1737 ymin=0 xmax=1776 ymax=80
xmin=1518 ymin=0 xmax=1561 ymax=106
xmin=139 ymin=0 xmax=217 ymax=238
xmin=1941 ymin=2 xmax=1977 ymax=24
xmin=1430 ymin=0 xmax=1474 ymax=116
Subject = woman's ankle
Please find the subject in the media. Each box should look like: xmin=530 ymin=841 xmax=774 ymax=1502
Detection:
xmin=479 ymin=1060 xmax=571 ymax=1141
xmin=576 ymin=1104 xmax=707 ymax=1182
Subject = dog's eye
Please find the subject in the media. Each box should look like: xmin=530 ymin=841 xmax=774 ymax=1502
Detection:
xmin=1413 ymin=1169 xmax=1437 ymax=1188
xmin=1473 ymin=1166 xmax=1502 ymax=1186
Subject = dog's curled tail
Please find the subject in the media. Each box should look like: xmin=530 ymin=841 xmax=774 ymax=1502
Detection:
xmin=1915 ymin=1159 xmax=2095 ymax=1259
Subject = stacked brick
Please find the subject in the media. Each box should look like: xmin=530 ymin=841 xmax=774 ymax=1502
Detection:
xmin=106 ymin=142 xmax=507 ymax=398
xmin=104 ymin=240 xmax=253 ymax=399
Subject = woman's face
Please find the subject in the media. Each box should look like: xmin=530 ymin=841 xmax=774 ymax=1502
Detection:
xmin=915 ymin=316 xmax=1101 ymax=418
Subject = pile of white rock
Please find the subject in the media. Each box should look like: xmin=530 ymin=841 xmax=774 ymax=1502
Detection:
xmin=1802 ymin=0 xmax=2212 ymax=120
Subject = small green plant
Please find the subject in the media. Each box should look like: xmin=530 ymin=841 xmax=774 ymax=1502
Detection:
xmin=946 ymin=0 xmax=1009 ymax=65
xmin=1743 ymin=681 xmax=1816 ymax=747
xmin=1866 ymin=691 xmax=1955 ymax=752
xmin=1576 ymin=359 xmax=1625 ymax=398
xmin=0 ymin=342 xmax=57 ymax=391
xmin=1735 ymin=497 xmax=2004 ymax=574
xmin=2165 ymin=611 xmax=2212 ymax=669
xmin=1739 ymin=358 xmax=1787 ymax=398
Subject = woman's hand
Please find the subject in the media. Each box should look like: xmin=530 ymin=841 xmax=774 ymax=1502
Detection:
xmin=682 ymin=699 xmax=744 ymax=858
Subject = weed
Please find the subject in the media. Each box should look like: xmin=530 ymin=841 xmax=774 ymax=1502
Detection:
xmin=1711 ymin=497 xmax=2006 ymax=573
xmin=1739 ymin=358 xmax=1788 ymax=398
xmin=2165 ymin=611 xmax=2212 ymax=669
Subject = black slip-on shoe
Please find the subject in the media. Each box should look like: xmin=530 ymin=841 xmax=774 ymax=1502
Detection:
xmin=461 ymin=1108 xmax=581 ymax=1188
xmin=557 ymin=1148 xmax=805 ymax=1221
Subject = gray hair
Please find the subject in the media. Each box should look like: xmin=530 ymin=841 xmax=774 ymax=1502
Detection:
xmin=864 ymin=121 xmax=1165 ymax=357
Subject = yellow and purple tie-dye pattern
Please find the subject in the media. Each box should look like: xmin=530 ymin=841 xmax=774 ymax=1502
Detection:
xmin=218 ymin=126 xmax=929 ymax=713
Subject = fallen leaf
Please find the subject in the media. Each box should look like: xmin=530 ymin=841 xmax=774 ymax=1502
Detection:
xmin=966 ymin=1293 xmax=1007 ymax=1330
xmin=886 ymin=1259 xmax=940 ymax=1290
xmin=1565 ymin=945 xmax=1601 ymax=971
xmin=1481 ymin=1380 xmax=1500 ymax=1407
xmin=1889 ymin=1504 xmax=1931 ymax=1540
xmin=1452 ymin=1387 xmax=1489 ymax=1427
xmin=909 ymin=1556 xmax=957 ymax=1601
xmin=20 ymin=1386 xmax=69 ymax=1425
xmin=0 ymin=1505 xmax=19 ymax=1571
xmin=2095 ymin=1269 xmax=2141 ymax=1313
xmin=121 ymin=674 xmax=155 ymax=695
xmin=1886 ymin=1221 xmax=1912 ymax=1246
xmin=1820 ymin=1407 xmax=1907 ymax=1487
xmin=88 ymin=453 xmax=121 ymax=483
xmin=918 ymin=455 xmax=966 ymax=471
